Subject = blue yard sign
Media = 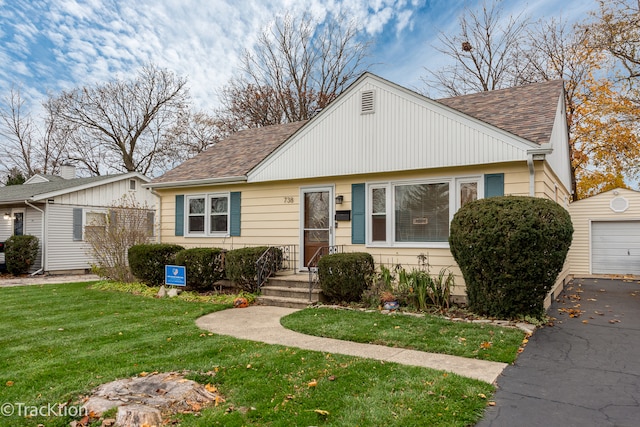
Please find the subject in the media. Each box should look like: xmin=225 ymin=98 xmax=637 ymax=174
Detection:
xmin=165 ymin=265 xmax=186 ymax=286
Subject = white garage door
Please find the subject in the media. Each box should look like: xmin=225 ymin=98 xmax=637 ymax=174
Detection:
xmin=591 ymin=221 xmax=640 ymax=275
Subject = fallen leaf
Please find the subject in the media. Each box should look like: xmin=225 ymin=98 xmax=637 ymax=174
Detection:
xmin=587 ymin=298 xmax=597 ymax=302
xmin=478 ymin=393 xmax=487 ymax=399
xmin=6 ymin=381 xmax=14 ymax=387
xmin=488 ymin=401 xmax=496 ymax=406
xmin=480 ymin=341 xmax=492 ymax=349
xmin=139 ymin=372 xmax=149 ymax=377
xmin=308 ymin=380 xmax=318 ymax=387
xmin=582 ymin=320 xmax=589 ymax=324
xmin=314 ymin=409 xmax=330 ymax=416
xmin=205 ymin=383 xmax=217 ymax=393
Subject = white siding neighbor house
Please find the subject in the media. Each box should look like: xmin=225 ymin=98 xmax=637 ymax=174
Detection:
xmin=0 ymin=166 xmax=157 ymax=274
xmin=148 ymin=73 xmax=573 ymax=303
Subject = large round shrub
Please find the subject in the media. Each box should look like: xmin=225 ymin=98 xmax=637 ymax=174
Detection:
xmin=128 ymin=243 xmax=184 ymax=286
xmin=449 ymin=196 xmax=573 ymax=319
xmin=5 ymin=235 xmax=39 ymax=275
xmin=175 ymin=247 xmax=225 ymax=291
xmin=318 ymin=252 xmax=375 ymax=303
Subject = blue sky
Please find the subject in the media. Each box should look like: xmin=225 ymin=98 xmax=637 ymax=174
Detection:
xmin=0 ymin=0 xmax=597 ymax=113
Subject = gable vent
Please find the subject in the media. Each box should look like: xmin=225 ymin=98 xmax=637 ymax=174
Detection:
xmin=361 ymin=90 xmax=375 ymax=114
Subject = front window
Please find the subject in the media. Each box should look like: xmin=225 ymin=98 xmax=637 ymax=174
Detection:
xmin=13 ymin=212 xmax=24 ymax=236
xmin=188 ymin=197 xmax=205 ymax=233
xmin=371 ymin=187 xmax=387 ymax=242
xmin=395 ymin=182 xmax=449 ymax=243
xmin=210 ymin=196 xmax=228 ymax=233
xmin=186 ymin=193 xmax=229 ymax=236
xmin=367 ymin=176 xmax=481 ymax=247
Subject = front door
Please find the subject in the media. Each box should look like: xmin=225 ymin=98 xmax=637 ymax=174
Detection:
xmin=301 ymin=187 xmax=333 ymax=268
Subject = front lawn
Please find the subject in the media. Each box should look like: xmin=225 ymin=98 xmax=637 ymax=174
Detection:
xmin=0 ymin=282 xmax=494 ymax=426
xmin=281 ymin=307 xmax=526 ymax=364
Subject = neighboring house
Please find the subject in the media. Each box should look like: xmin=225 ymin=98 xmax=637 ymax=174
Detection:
xmin=0 ymin=166 xmax=157 ymax=274
xmin=148 ymin=73 xmax=572 ymax=301
xmin=568 ymin=188 xmax=640 ymax=276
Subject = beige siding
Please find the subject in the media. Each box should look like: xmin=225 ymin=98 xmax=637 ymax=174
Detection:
xmin=568 ymin=188 xmax=640 ymax=276
xmin=158 ymin=163 xmax=552 ymax=299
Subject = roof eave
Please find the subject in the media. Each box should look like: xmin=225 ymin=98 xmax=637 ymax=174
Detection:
xmin=145 ymin=176 xmax=248 ymax=190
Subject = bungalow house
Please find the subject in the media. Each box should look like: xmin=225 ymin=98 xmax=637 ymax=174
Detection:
xmin=0 ymin=166 xmax=157 ymax=274
xmin=148 ymin=73 xmax=572 ymax=302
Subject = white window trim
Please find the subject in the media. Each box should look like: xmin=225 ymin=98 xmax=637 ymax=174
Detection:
xmin=366 ymin=175 xmax=483 ymax=248
xmin=185 ymin=192 xmax=230 ymax=237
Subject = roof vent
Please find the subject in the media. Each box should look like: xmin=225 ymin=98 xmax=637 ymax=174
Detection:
xmin=361 ymin=90 xmax=375 ymax=114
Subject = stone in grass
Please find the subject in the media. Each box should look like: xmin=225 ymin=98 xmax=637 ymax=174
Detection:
xmin=167 ymin=287 xmax=181 ymax=298
xmin=83 ymin=372 xmax=222 ymax=419
xmin=156 ymin=285 xmax=167 ymax=298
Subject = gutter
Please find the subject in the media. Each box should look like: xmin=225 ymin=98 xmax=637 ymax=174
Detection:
xmin=144 ymin=176 xmax=247 ymax=190
xmin=526 ymin=148 xmax=553 ymax=197
xmin=24 ymin=200 xmax=45 ymax=276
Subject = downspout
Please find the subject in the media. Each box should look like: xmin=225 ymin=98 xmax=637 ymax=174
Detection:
xmin=149 ymin=189 xmax=161 ymax=243
xmin=24 ymin=200 xmax=45 ymax=276
xmin=527 ymin=154 xmax=536 ymax=197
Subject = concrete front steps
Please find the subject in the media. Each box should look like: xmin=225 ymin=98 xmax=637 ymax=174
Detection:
xmin=257 ymin=271 xmax=322 ymax=309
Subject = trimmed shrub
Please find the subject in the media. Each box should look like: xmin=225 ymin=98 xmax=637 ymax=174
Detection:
xmin=449 ymin=196 xmax=573 ymax=319
xmin=5 ymin=235 xmax=39 ymax=275
xmin=128 ymin=243 xmax=184 ymax=286
xmin=225 ymin=246 xmax=273 ymax=292
xmin=175 ymin=247 xmax=225 ymax=291
xmin=318 ymin=252 xmax=375 ymax=303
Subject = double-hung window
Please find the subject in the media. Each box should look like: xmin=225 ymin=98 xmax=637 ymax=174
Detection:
xmin=186 ymin=193 xmax=229 ymax=236
xmin=367 ymin=176 xmax=481 ymax=247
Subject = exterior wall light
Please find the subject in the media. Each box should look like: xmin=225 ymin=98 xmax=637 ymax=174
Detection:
xmin=335 ymin=195 xmax=344 ymax=204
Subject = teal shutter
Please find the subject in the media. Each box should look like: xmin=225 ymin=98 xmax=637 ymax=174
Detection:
xmin=352 ymin=183 xmax=366 ymax=244
xmin=485 ymin=173 xmax=505 ymax=198
xmin=230 ymin=192 xmax=241 ymax=236
xmin=72 ymin=208 xmax=83 ymax=241
xmin=175 ymin=195 xmax=184 ymax=236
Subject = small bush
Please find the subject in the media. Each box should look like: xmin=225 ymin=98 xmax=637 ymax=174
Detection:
xmin=225 ymin=246 xmax=275 ymax=292
xmin=128 ymin=243 xmax=185 ymax=286
xmin=318 ymin=252 xmax=375 ymax=303
xmin=175 ymin=247 xmax=225 ymax=291
xmin=449 ymin=196 xmax=573 ymax=319
xmin=5 ymin=235 xmax=39 ymax=275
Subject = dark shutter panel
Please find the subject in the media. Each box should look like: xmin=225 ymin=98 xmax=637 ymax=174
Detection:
xmin=72 ymin=208 xmax=83 ymax=241
xmin=175 ymin=195 xmax=184 ymax=236
xmin=485 ymin=173 xmax=505 ymax=198
xmin=230 ymin=192 xmax=241 ymax=236
xmin=351 ymin=183 xmax=366 ymax=244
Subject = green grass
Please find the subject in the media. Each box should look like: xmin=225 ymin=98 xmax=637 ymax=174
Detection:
xmin=281 ymin=307 xmax=526 ymax=364
xmin=0 ymin=282 xmax=494 ymax=426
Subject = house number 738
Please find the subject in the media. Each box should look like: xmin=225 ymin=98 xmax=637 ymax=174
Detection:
xmin=284 ymin=196 xmax=294 ymax=204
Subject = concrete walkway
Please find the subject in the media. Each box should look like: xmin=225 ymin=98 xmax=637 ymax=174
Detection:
xmin=0 ymin=273 xmax=101 ymax=287
xmin=196 ymin=305 xmax=507 ymax=384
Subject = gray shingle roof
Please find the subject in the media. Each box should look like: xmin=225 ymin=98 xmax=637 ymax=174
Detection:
xmin=152 ymin=79 xmax=564 ymax=186
xmin=152 ymin=121 xmax=307 ymax=184
xmin=0 ymin=174 xmax=128 ymax=203
xmin=437 ymin=80 xmax=564 ymax=145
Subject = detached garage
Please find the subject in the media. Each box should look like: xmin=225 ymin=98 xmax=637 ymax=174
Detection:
xmin=568 ymin=188 xmax=640 ymax=276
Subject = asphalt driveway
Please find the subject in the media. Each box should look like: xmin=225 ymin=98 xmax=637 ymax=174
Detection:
xmin=477 ymin=277 xmax=640 ymax=427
